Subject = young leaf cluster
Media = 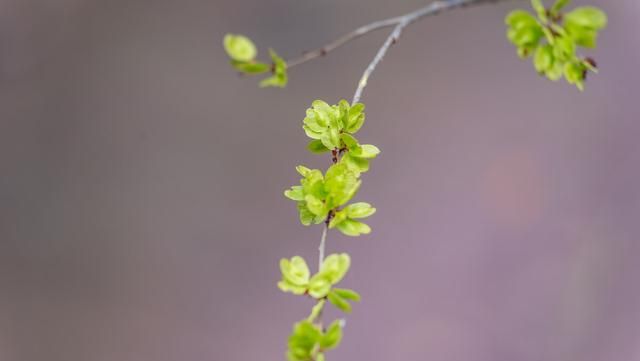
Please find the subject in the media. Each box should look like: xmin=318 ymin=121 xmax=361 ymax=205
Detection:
xmin=278 ymin=99 xmax=378 ymax=361
xmin=279 ymin=254 xmax=361 ymax=361
xmin=506 ymin=0 xmax=607 ymax=90
xmin=285 ymin=100 xmax=379 ymax=236
xmin=223 ymin=34 xmax=288 ymax=87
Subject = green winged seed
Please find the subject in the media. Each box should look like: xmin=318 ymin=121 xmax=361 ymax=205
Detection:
xmin=304 ymin=194 xmax=327 ymax=217
xmin=336 ymin=219 xmax=371 ymax=237
xmin=351 ymin=144 xmax=380 ymax=159
xmin=284 ymin=186 xmax=304 ymax=201
xmin=278 ymin=256 xmax=310 ymax=295
xmin=287 ymin=320 xmax=322 ymax=361
xmin=534 ymin=45 xmax=554 ymax=73
xmin=505 ymin=10 xmax=538 ymax=28
xmin=565 ymin=6 xmax=608 ymax=30
xmin=223 ymin=34 xmax=257 ymax=62
xmin=307 ymin=139 xmax=330 ymax=154
xmin=340 ymin=133 xmax=360 ymax=151
xmin=344 ymin=202 xmax=376 ymax=219
xmin=319 ymin=253 xmax=351 ymax=284
xmin=340 ymin=152 xmax=370 ymax=174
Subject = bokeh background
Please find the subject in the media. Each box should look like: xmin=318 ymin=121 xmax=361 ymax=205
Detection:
xmin=1 ymin=0 xmax=639 ymax=360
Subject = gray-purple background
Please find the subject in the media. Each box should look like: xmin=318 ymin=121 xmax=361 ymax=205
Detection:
xmin=1 ymin=0 xmax=639 ymax=360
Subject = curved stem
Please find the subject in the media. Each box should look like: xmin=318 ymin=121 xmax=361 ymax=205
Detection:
xmin=313 ymin=0 xmax=511 ymax=283
xmin=352 ymin=0 xmax=506 ymax=103
xmin=286 ymin=17 xmax=402 ymax=69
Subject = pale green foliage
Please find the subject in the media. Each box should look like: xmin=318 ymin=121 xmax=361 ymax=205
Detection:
xmin=285 ymin=100 xmax=379 ymax=236
xmin=329 ymin=202 xmax=376 ymax=236
xmin=280 ymin=100 xmax=374 ymax=361
xmin=280 ymin=254 xmax=359 ymax=360
xmin=278 ymin=256 xmax=311 ymax=295
xmin=505 ymin=0 xmax=607 ymax=90
xmin=284 ymin=163 xmax=362 ymax=226
xmin=287 ymin=319 xmax=344 ymax=361
xmin=278 ymin=254 xmax=357 ymax=300
xmin=218 ymin=3 xmax=613 ymax=360
xmin=260 ymin=50 xmax=288 ymax=88
xmin=223 ymin=34 xmax=256 ymax=62
xmin=222 ymin=34 xmax=288 ymax=87
xmin=303 ymin=100 xmax=365 ymax=150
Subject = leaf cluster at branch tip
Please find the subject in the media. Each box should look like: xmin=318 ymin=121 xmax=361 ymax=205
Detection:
xmin=285 ymin=100 xmax=379 ymax=236
xmin=279 ymin=254 xmax=360 ymax=360
xmin=223 ymin=33 xmax=288 ymax=87
xmin=506 ymin=0 xmax=607 ymax=90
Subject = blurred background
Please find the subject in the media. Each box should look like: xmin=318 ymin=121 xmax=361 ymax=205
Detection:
xmin=1 ymin=0 xmax=639 ymax=360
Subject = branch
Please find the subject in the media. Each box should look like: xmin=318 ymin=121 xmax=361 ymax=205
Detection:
xmin=286 ymin=17 xmax=403 ymax=69
xmin=318 ymin=223 xmax=328 ymax=271
xmin=287 ymin=0 xmax=508 ymax=70
xmin=352 ymin=0 xmax=509 ymax=103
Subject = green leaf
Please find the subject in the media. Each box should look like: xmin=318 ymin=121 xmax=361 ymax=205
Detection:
xmin=545 ymin=61 xmax=565 ymax=81
xmin=332 ymin=288 xmax=361 ymax=302
xmin=230 ymin=60 xmax=270 ymax=74
xmin=505 ymin=10 xmax=538 ymax=29
xmin=278 ymin=256 xmax=310 ymax=295
xmin=341 ymin=152 xmax=370 ymax=174
xmin=320 ymin=320 xmax=343 ymax=350
xmin=287 ymin=320 xmax=323 ymax=361
xmin=307 ymin=140 xmax=330 ymax=154
xmin=328 ymin=209 xmax=348 ymax=229
xmin=351 ymin=144 xmax=380 ymax=159
xmin=565 ymin=6 xmax=608 ymax=30
xmin=296 ymin=165 xmax=311 ymax=177
xmin=304 ymin=194 xmax=327 ymax=217
xmin=319 ymin=253 xmax=351 ymax=284
xmin=345 ymin=103 xmax=365 ymax=133
xmin=565 ymin=22 xmax=598 ymax=48
xmin=308 ymin=274 xmax=332 ymax=298
xmin=553 ymin=35 xmax=576 ymax=61
xmin=327 ymin=290 xmax=352 ymax=313
xmin=336 ymin=219 xmax=371 ymax=237
xmin=324 ymin=163 xmax=361 ymax=207
xmin=223 ymin=34 xmax=257 ymax=62
xmin=564 ymin=61 xmax=586 ymax=90
xmin=284 ymin=186 xmax=305 ymax=201
xmin=340 ymin=133 xmax=360 ymax=151
xmin=297 ymin=202 xmax=315 ymax=226
xmin=260 ymin=49 xmax=288 ymax=88
xmin=534 ymin=44 xmax=554 ymax=73
xmin=507 ymin=26 xmax=543 ymax=48
xmin=344 ymin=202 xmax=376 ymax=219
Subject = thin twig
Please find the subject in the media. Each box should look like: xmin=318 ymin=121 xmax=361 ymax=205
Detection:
xmin=352 ymin=0 xmax=506 ymax=103
xmin=286 ymin=17 xmax=403 ymax=69
xmin=314 ymin=0 xmax=511 ymax=275
xmin=318 ymin=223 xmax=328 ymax=271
